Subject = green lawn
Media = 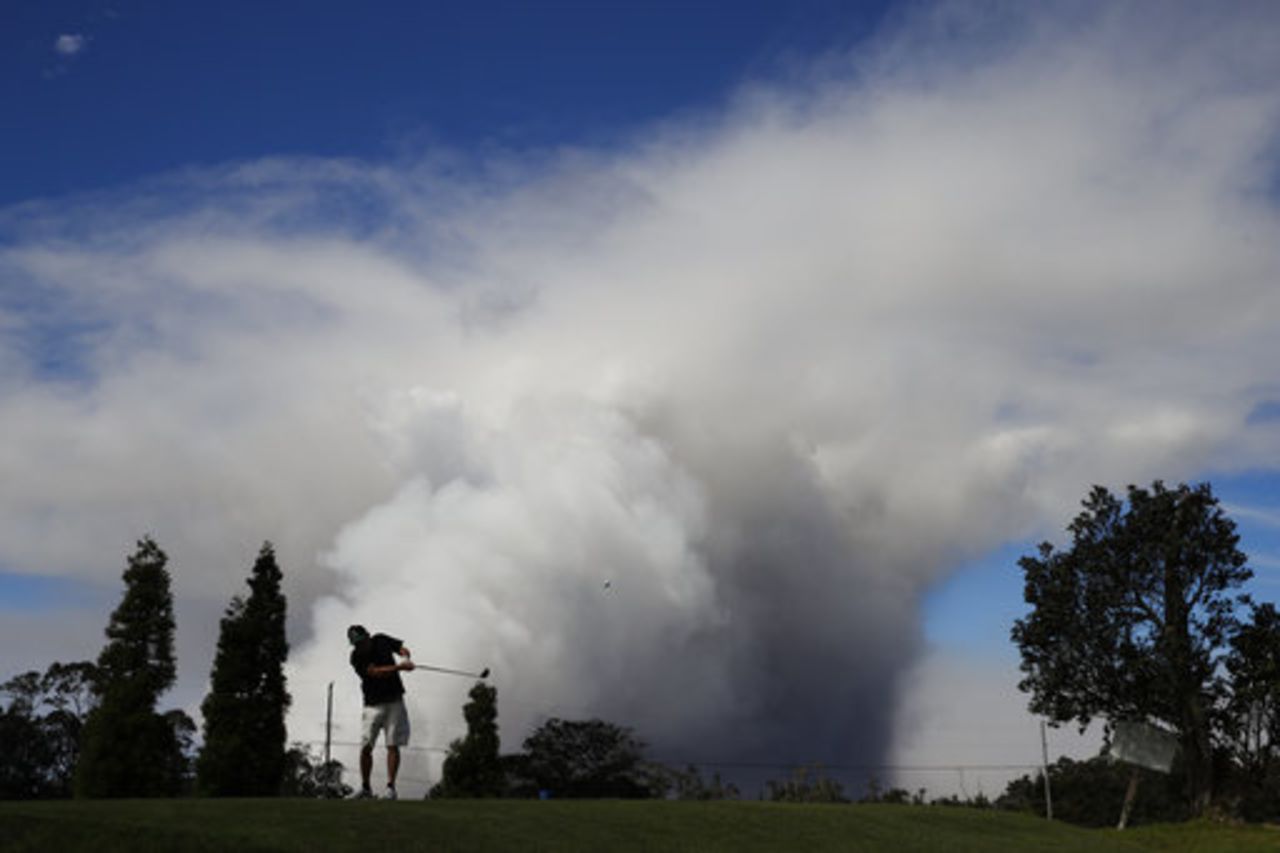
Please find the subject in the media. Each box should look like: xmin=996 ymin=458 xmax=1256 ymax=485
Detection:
xmin=0 ymin=799 xmax=1275 ymax=853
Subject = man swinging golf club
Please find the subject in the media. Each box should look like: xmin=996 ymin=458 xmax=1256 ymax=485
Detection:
xmin=347 ymin=624 xmax=415 ymax=799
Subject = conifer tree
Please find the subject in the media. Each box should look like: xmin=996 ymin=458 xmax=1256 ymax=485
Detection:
xmin=76 ymin=537 xmax=182 ymax=797
xmin=431 ymin=681 xmax=504 ymax=797
xmin=196 ymin=542 xmax=291 ymax=795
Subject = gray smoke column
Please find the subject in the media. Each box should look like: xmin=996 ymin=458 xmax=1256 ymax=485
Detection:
xmin=303 ymin=395 xmax=924 ymax=774
xmin=286 ymin=2 xmax=1280 ymax=785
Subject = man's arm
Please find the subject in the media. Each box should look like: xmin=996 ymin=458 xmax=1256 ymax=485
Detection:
xmin=364 ymin=645 xmax=415 ymax=678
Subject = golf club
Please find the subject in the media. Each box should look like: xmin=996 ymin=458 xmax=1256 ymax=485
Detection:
xmin=409 ymin=663 xmax=490 ymax=680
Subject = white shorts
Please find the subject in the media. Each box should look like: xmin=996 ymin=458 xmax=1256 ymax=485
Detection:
xmin=361 ymin=698 xmax=410 ymax=748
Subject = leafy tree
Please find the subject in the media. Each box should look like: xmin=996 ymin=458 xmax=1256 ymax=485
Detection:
xmin=668 ymin=764 xmax=741 ymax=800
xmin=40 ymin=661 xmax=100 ymax=719
xmin=1 ymin=672 xmax=51 ymax=799
xmin=76 ymin=537 xmax=185 ymax=797
xmin=516 ymin=718 xmax=661 ymax=798
xmin=163 ymin=708 xmax=198 ymax=795
xmin=996 ymin=755 xmax=1187 ymax=827
xmin=281 ymin=744 xmax=351 ymax=798
xmin=197 ymin=542 xmax=291 ymax=796
xmin=1011 ymin=482 xmax=1251 ymax=814
xmin=23 ymin=661 xmax=101 ymax=796
xmin=1223 ymin=604 xmax=1280 ymax=773
xmin=766 ymin=764 xmax=847 ymax=803
xmin=1221 ymin=602 xmax=1280 ymax=820
xmin=431 ymin=681 xmax=504 ymax=798
xmin=0 ymin=661 xmax=101 ymax=798
xmin=45 ymin=662 xmax=100 ymax=796
xmin=857 ymin=777 xmax=917 ymax=805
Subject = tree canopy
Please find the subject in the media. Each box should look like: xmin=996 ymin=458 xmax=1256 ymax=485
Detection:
xmin=76 ymin=537 xmax=188 ymax=797
xmin=431 ymin=681 xmax=504 ymax=798
xmin=1011 ymin=481 xmax=1252 ymax=813
xmin=516 ymin=717 xmax=661 ymax=798
xmin=1221 ymin=602 xmax=1280 ymax=819
xmin=0 ymin=661 xmax=99 ymax=798
xmin=197 ymin=542 xmax=291 ymax=796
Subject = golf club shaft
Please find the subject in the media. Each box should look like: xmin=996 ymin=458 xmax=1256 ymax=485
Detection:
xmin=409 ymin=663 xmax=489 ymax=679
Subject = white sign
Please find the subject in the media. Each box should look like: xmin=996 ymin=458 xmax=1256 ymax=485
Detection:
xmin=1112 ymin=721 xmax=1179 ymax=774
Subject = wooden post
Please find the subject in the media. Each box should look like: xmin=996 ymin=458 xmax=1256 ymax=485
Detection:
xmin=1117 ymin=768 xmax=1140 ymax=829
xmin=324 ymin=681 xmax=333 ymax=797
xmin=1040 ymin=720 xmax=1053 ymax=821
xmin=324 ymin=681 xmax=333 ymax=764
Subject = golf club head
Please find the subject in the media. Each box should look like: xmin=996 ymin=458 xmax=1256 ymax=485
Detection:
xmin=479 ymin=667 xmax=490 ymax=679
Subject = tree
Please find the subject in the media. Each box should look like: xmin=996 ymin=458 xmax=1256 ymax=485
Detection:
xmin=76 ymin=537 xmax=185 ymax=797
xmin=163 ymin=708 xmax=198 ymax=795
xmin=668 ymin=764 xmax=740 ymax=800
xmin=197 ymin=542 xmax=291 ymax=796
xmin=431 ymin=681 xmax=505 ymax=798
xmin=516 ymin=717 xmax=661 ymax=798
xmin=1 ymin=661 xmax=101 ymax=798
xmin=1221 ymin=602 xmax=1280 ymax=820
xmin=766 ymin=765 xmax=847 ymax=803
xmin=1011 ymin=481 xmax=1251 ymax=814
xmin=281 ymin=744 xmax=351 ymax=798
xmin=1224 ymin=604 xmax=1280 ymax=772
xmin=1 ymin=671 xmax=53 ymax=799
xmin=996 ymin=755 xmax=1187 ymax=827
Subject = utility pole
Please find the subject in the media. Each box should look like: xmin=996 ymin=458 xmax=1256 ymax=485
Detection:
xmin=324 ymin=682 xmax=334 ymax=797
xmin=1040 ymin=720 xmax=1054 ymax=820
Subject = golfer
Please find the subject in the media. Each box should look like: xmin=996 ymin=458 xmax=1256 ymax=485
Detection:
xmin=347 ymin=624 xmax=415 ymax=799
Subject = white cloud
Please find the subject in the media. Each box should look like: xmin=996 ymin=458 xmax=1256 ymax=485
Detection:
xmin=1226 ymin=503 xmax=1280 ymax=528
xmin=54 ymin=34 xmax=87 ymax=57
xmin=1250 ymin=553 xmax=1280 ymax=578
xmin=2 ymin=1 xmax=1279 ymax=796
xmin=891 ymin=649 xmax=1104 ymax=799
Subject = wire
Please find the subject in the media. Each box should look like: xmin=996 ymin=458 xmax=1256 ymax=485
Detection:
xmin=294 ymin=739 xmax=449 ymax=754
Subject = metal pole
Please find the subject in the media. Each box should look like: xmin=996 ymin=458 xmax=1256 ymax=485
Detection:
xmin=1040 ymin=720 xmax=1053 ymax=820
xmin=324 ymin=681 xmax=333 ymax=797
xmin=325 ymin=682 xmax=333 ymax=764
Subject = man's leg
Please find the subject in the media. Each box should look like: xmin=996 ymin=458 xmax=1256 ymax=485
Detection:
xmin=384 ymin=698 xmax=410 ymax=798
xmin=360 ymin=745 xmax=373 ymax=792
xmin=387 ymin=746 xmax=400 ymax=789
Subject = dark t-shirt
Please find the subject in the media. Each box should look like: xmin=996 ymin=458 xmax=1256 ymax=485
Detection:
xmin=350 ymin=633 xmax=406 ymax=707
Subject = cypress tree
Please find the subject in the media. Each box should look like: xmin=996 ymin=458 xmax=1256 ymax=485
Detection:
xmin=197 ymin=542 xmax=291 ymax=795
xmin=431 ymin=681 xmax=504 ymax=797
xmin=76 ymin=537 xmax=181 ymax=797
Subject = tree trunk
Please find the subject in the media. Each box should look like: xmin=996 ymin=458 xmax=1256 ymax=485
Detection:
xmin=1182 ymin=694 xmax=1214 ymax=815
xmin=1164 ymin=552 xmax=1213 ymax=815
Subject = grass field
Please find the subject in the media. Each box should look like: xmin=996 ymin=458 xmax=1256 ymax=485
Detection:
xmin=1 ymin=799 xmax=1276 ymax=852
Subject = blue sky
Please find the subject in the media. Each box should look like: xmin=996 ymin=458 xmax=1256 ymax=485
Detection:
xmin=4 ymin=0 xmax=1280 ymax=797
xmin=3 ymin=0 xmax=890 ymax=205
xmin=924 ymin=470 xmax=1280 ymax=659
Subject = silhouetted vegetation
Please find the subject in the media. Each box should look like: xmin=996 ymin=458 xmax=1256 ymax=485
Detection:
xmin=431 ymin=681 xmax=505 ymax=798
xmin=506 ymin=717 xmax=667 ymax=798
xmin=997 ymin=755 xmax=1188 ymax=827
xmin=281 ymin=744 xmax=350 ymax=798
xmin=3 ymin=481 xmax=1277 ymax=823
xmin=76 ymin=538 xmax=192 ymax=797
xmin=766 ymin=764 xmax=847 ymax=803
xmin=0 ymin=661 xmax=99 ymax=798
xmin=197 ymin=542 xmax=291 ymax=796
xmin=1012 ymin=482 xmax=1252 ymax=814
